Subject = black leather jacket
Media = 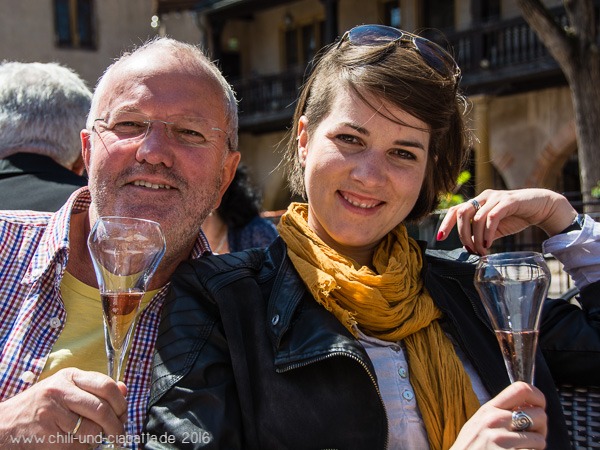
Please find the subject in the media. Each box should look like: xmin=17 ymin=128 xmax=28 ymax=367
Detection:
xmin=145 ymin=237 xmax=600 ymax=449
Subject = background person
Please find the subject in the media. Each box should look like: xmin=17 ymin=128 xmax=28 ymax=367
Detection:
xmin=0 ymin=37 xmax=240 ymax=449
xmin=0 ymin=61 xmax=90 ymax=211
xmin=145 ymin=25 xmax=600 ymax=449
xmin=202 ymin=163 xmax=278 ymax=253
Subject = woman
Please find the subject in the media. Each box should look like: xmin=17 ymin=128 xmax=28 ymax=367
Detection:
xmin=145 ymin=25 xmax=600 ymax=449
xmin=202 ymin=163 xmax=278 ymax=253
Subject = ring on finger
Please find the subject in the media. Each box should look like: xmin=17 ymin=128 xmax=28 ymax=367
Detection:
xmin=511 ymin=410 xmax=533 ymax=431
xmin=469 ymin=199 xmax=481 ymax=212
xmin=71 ymin=415 xmax=83 ymax=435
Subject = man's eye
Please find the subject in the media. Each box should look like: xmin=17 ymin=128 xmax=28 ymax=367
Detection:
xmin=112 ymin=121 xmax=147 ymax=134
xmin=175 ymin=127 xmax=207 ymax=144
xmin=179 ymin=128 xmax=202 ymax=137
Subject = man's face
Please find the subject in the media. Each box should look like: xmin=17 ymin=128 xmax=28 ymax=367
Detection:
xmin=82 ymin=52 xmax=239 ymax=267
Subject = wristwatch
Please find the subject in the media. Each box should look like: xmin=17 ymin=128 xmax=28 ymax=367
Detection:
xmin=559 ymin=213 xmax=585 ymax=234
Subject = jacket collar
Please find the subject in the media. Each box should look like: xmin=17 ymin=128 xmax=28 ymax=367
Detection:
xmin=265 ymin=238 xmax=375 ymax=374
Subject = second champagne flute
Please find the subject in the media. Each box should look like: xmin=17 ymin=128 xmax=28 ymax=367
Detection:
xmin=474 ymin=251 xmax=551 ymax=384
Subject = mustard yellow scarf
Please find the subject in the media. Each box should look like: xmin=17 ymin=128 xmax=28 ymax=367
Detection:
xmin=277 ymin=203 xmax=480 ymax=450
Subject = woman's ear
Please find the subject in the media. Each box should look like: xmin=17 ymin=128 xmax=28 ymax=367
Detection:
xmin=297 ymin=116 xmax=309 ymax=167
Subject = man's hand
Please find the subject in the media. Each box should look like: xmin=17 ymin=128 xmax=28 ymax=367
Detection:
xmin=0 ymin=368 xmax=127 ymax=449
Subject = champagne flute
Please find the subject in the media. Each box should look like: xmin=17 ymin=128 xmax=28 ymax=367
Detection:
xmin=474 ymin=251 xmax=550 ymax=384
xmin=88 ymin=216 xmax=166 ymax=449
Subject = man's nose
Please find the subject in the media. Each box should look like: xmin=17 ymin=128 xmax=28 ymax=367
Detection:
xmin=135 ymin=122 xmax=175 ymax=167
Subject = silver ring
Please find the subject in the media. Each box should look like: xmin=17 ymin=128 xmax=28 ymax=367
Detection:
xmin=469 ymin=199 xmax=481 ymax=212
xmin=511 ymin=410 xmax=533 ymax=431
xmin=71 ymin=415 xmax=83 ymax=435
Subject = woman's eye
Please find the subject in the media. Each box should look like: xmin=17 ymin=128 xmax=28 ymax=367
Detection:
xmin=392 ymin=149 xmax=417 ymax=160
xmin=337 ymin=134 xmax=360 ymax=144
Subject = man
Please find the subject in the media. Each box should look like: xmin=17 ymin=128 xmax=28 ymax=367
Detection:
xmin=0 ymin=38 xmax=240 ymax=448
xmin=0 ymin=62 xmax=90 ymax=211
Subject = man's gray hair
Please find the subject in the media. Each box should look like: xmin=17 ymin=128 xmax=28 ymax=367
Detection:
xmin=0 ymin=61 xmax=92 ymax=167
xmin=88 ymin=37 xmax=239 ymax=152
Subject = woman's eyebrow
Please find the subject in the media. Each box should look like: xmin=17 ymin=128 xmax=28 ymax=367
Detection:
xmin=392 ymin=139 xmax=426 ymax=151
xmin=343 ymin=122 xmax=426 ymax=151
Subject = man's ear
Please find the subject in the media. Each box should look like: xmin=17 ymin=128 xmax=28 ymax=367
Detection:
xmin=70 ymin=155 xmax=86 ymax=176
xmin=213 ymin=151 xmax=241 ymax=210
xmin=297 ymin=116 xmax=309 ymax=167
xmin=81 ymin=129 xmax=92 ymax=173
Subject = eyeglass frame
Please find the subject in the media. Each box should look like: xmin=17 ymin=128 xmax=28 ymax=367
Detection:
xmin=337 ymin=24 xmax=461 ymax=85
xmin=92 ymin=111 xmax=229 ymax=149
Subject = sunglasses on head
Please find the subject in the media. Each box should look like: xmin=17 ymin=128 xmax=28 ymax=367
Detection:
xmin=337 ymin=24 xmax=461 ymax=84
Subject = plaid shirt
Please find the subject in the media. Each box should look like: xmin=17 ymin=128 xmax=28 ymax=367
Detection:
xmin=0 ymin=187 xmax=209 ymax=448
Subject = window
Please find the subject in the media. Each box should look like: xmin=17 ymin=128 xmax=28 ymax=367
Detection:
xmin=283 ymin=21 xmax=324 ymax=69
xmin=54 ymin=0 xmax=96 ymax=49
xmin=423 ymin=0 xmax=454 ymax=32
xmin=383 ymin=1 xmax=401 ymax=28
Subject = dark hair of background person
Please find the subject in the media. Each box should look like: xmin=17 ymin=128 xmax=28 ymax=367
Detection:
xmin=217 ymin=163 xmax=264 ymax=229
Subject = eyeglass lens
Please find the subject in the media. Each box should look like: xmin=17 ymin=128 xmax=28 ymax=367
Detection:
xmin=95 ymin=112 xmax=225 ymax=147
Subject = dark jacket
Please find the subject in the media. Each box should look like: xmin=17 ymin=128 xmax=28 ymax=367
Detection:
xmin=145 ymin=237 xmax=600 ymax=449
xmin=0 ymin=153 xmax=87 ymax=211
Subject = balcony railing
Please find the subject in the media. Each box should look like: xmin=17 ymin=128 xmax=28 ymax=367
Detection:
xmin=442 ymin=8 xmax=570 ymax=93
xmin=231 ymin=66 xmax=305 ymax=131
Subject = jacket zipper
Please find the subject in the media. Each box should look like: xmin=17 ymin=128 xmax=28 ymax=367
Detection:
xmin=278 ymin=351 xmax=389 ymax=449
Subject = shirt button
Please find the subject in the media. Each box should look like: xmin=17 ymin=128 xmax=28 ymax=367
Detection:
xmin=398 ymin=367 xmax=407 ymax=378
xmin=271 ymin=314 xmax=280 ymax=326
xmin=49 ymin=317 xmax=61 ymax=328
xmin=21 ymin=371 xmax=36 ymax=384
xmin=402 ymin=389 xmax=414 ymax=401
xmin=390 ymin=345 xmax=401 ymax=352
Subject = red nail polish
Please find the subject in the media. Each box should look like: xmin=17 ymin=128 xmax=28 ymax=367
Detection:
xmin=484 ymin=240 xmax=488 ymax=248
xmin=465 ymin=246 xmax=474 ymax=254
xmin=436 ymin=231 xmax=445 ymax=241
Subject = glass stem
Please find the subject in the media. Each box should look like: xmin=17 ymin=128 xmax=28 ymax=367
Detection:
xmin=107 ymin=348 xmax=123 ymax=381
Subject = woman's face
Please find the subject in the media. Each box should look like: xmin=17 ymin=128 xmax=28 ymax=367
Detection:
xmin=298 ymin=87 xmax=430 ymax=267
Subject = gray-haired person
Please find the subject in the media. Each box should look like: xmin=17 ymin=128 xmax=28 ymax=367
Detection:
xmin=0 ymin=61 xmax=90 ymax=211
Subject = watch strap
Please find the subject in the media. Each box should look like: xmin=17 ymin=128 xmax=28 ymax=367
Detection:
xmin=559 ymin=213 xmax=585 ymax=234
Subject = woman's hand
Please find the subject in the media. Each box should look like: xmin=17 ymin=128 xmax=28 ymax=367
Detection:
xmin=437 ymin=188 xmax=577 ymax=255
xmin=450 ymin=382 xmax=547 ymax=450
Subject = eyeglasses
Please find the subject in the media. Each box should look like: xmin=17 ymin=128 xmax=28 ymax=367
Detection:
xmin=337 ymin=25 xmax=461 ymax=84
xmin=93 ymin=110 xmax=227 ymax=148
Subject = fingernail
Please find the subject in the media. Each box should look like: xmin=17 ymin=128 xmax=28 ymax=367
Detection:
xmin=436 ymin=231 xmax=445 ymax=241
xmin=484 ymin=240 xmax=488 ymax=248
xmin=465 ymin=246 xmax=475 ymax=254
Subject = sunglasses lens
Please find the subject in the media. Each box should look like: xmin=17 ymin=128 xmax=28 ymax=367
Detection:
xmin=343 ymin=25 xmax=460 ymax=82
xmin=414 ymin=38 xmax=458 ymax=79
xmin=348 ymin=25 xmax=402 ymax=46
